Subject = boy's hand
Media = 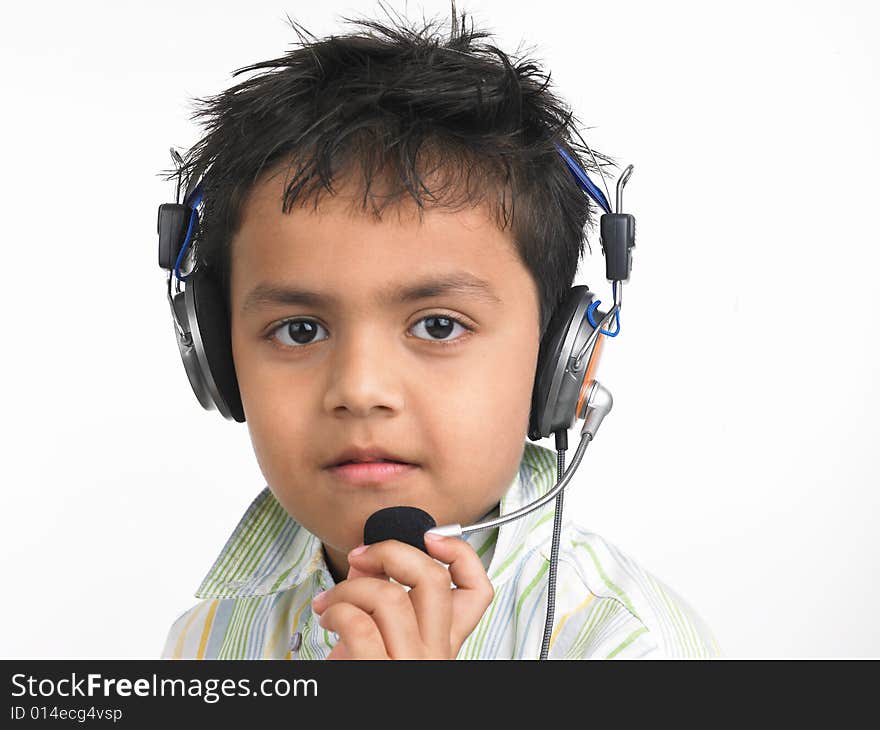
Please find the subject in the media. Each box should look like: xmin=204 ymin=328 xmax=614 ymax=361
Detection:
xmin=310 ymin=534 xmax=494 ymax=659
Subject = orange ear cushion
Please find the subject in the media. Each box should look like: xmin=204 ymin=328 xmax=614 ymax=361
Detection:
xmin=576 ymin=332 xmax=605 ymax=418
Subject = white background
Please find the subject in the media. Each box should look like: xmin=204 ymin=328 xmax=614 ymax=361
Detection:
xmin=1 ymin=0 xmax=877 ymax=659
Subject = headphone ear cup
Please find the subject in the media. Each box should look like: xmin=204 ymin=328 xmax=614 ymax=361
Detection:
xmin=528 ymin=285 xmax=601 ymax=441
xmin=184 ymin=267 xmax=245 ymax=422
xmin=172 ymin=288 xmax=215 ymax=412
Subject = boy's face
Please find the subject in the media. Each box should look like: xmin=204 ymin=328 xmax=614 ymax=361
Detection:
xmin=229 ymin=169 xmax=542 ymax=582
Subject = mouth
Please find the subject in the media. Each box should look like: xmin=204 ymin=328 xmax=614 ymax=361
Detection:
xmin=330 ymin=457 xmax=413 ymax=466
xmin=324 ymin=460 xmax=419 ymax=486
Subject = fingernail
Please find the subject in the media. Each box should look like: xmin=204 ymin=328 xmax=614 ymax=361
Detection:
xmin=349 ymin=544 xmax=369 ymax=557
xmin=424 ymin=532 xmax=445 ymax=542
xmin=312 ymin=590 xmax=327 ymax=607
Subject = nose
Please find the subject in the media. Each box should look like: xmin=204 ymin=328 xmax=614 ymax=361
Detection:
xmin=322 ymin=324 xmax=405 ymax=418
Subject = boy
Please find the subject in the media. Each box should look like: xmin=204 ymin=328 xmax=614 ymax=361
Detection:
xmin=160 ymin=4 xmax=721 ymax=659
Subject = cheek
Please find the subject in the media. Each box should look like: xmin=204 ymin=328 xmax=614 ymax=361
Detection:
xmin=483 ymin=327 xmax=540 ymax=415
xmin=438 ymin=339 xmax=537 ymax=440
xmin=232 ymin=325 xmax=300 ymax=419
xmin=232 ymin=350 xmax=310 ymax=477
xmin=245 ymin=402 xmax=303 ymax=483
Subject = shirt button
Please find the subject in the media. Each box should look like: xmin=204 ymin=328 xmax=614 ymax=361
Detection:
xmin=289 ymin=632 xmax=302 ymax=652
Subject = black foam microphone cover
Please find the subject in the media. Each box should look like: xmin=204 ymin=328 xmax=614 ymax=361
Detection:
xmin=363 ymin=506 xmax=437 ymax=554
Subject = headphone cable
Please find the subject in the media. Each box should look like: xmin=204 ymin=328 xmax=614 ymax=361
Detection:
xmin=540 ymin=428 xmax=569 ymax=660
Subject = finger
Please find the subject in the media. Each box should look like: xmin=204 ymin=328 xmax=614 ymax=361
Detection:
xmin=347 ymin=540 xmax=453 ymax=653
xmin=346 ymin=544 xmax=391 ymax=581
xmin=317 ymin=602 xmax=388 ymax=659
xmin=326 ymin=640 xmax=351 ymax=660
xmin=346 ymin=561 xmax=387 ymax=580
xmin=423 ymin=533 xmax=495 ymax=651
xmin=313 ymin=576 xmax=423 ymax=658
xmin=347 ymin=564 xmax=386 ymax=580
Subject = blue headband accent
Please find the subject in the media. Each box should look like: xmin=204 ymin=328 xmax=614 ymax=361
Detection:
xmin=554 ymin=143 xmax=612 ymax=214
xmin=173 ymin=183 xmax=204 ymax=282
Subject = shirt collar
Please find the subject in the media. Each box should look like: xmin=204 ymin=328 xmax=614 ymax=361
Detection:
xmin=194 ymin=441 xmax=564 ymax=599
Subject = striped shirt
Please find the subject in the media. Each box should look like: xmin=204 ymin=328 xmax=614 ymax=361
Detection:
xmin=162 ymin=441 xmax=722 ymax=659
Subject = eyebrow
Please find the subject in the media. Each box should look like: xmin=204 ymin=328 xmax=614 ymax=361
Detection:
xmin=240 ymin=271 xmax=503 ymax=315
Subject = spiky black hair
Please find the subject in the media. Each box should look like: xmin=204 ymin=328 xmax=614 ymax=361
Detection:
xmin=159 ymin=1 xmax=616 ymax=336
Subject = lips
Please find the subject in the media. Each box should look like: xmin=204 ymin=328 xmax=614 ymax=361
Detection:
xmin=324 ymin=446 xmax=415 ymax=469
xmin=337 ymin=458 xmax=408 ymax=465
xmin=326 ymin=460 xmax=418 ymax=486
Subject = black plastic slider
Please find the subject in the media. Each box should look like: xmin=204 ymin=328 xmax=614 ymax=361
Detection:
xmin=157 ymin=203 xmax=192 ymax=271
xmin=599 ymin=213 xmax=636 ymax=282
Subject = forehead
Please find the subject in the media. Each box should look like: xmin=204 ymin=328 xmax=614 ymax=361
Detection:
xmin=230 ymin=168 xmax=526 ymax=309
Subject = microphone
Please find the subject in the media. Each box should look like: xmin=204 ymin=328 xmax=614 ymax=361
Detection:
xmin=361 ymin=380 xmax=613 ymax=549
xmin=364 ymin=506 xmax=436 ymax=554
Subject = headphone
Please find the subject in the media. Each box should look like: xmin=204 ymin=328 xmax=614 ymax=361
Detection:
xmin=157 ymin=145 xmax=635 ymax=440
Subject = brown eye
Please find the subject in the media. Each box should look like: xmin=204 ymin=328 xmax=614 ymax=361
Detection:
xmin=410 ymin=315 xmax=470 ymax=342
xmin=271 ymin=319 xmax=328 ymax=347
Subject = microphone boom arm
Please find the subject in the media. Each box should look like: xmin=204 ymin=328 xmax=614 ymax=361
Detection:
xmin=426 ymin=428 xmax=594 ymax=539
